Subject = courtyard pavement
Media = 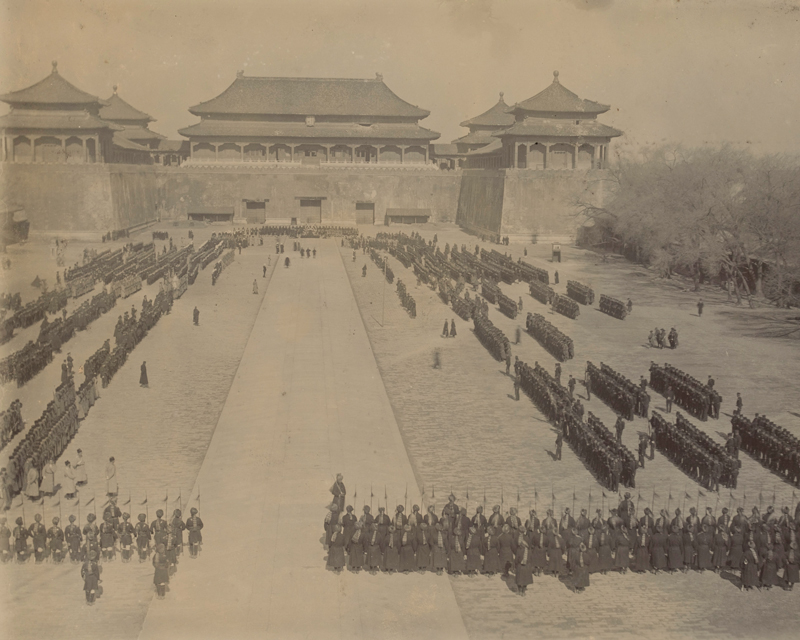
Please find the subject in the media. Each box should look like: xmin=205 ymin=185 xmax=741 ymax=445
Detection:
xmin=137 ymin=238 xmax=467 ymax=640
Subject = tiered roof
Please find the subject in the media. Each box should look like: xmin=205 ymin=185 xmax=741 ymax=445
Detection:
xmin=0 ymin=62 xmax=107 ymax=108
xmin=188 ymin=73 xmax=430 ymax=118
xmin=507 ymin=71 xmax=610 ymax=117
xmin=0 ymin=62 xmax=119 ymax=134
xmin=100 ymin=90 xmax=154 ymax=123
xmin=459 ymin=93 xmax=515 ymax=129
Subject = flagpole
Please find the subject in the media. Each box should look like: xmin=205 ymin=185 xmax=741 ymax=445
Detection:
xmin=145 ymin=490 xmax=149 ymax=522
xmin=93 ymin=493 xmax=97 ymax=517
xmin=572 ymin=487 xmax=575 ymax=516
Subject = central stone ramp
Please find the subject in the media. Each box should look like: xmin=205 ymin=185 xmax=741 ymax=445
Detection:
xmin=139 ymin=239 xmax=467 ymax=640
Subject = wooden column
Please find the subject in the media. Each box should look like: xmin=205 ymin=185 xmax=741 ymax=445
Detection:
xmin=240 ymin=144 xmax=244 ymax=162
xmin=214 ymin=144 xmax=219 ymax=162
xmin=573 ymin=143 xmax=578 ymax=169
xmin=544 ymin=144 xmax=550 ymax=170
xmin=400 ymin=145 xmax=405 ymax=164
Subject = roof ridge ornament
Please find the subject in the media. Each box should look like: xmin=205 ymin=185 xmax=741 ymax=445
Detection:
xmin=113 ymin=84 xmax=118 ymax=94
xmin=52 ymin=61 xmax=58 ymax=74
xmin=553 ymin=70 xmax=559 ymax=84
xmin=499 ymin=92 xmax=505 ymax=102
xmin=375 ymin=72 xmax=383 ymax=82
xmin=236 ymin=70 xmax=244 ymax=78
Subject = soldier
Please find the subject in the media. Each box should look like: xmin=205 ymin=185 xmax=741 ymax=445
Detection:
xmin=29 ymin=513 xmax=47 ymax=563
xmin=118 ymin=513 xmax=135 ymax=562
xmin=0 ymin=516 xmax=10 ymax=563
xmin=450 ymin=319 xmax=457 ymax=338
xmin=65 ymin=515 xmax=82 ymax=563
xmin=99 ymin=513 xmax=117 ymax=561
xmin=488 ymin=505 xmax=504 ymax=530
xmin=615 ymin=416 xmax=625 ymax=443
xmin=135 ymin=513 xmax=151 ymax=562
xmin=10 ymin=517 xmax=27 ymax=563
xmin=106 ymin=457 xmax=118 ymax=497
xmin=442 ymin=319 xmax=449 ymax=338
xmin=150 ymin=509 xmax=168 ymax=549
xmin=171 ymin=509 xmax=186 ymax=556
xmin=697 ymin=298 xmax=704 ymax=316
xmin=82 ymin=550 xmax=101 ymax=605
xmin=568 ymin=375 xmax=576 ymax=399
xmin=665 ymin=385 xmax=675 ymax=413
xmin=555 ymin=362 xmax=562 ymax=385
xmin=46 ymin=516 xmax=64 ymax=564
xmin=103 ymin=497 xmax=122 ymax=527
xmin=736 ymin=393 xmax=743 ymax=412
xmin=153 ymin=543 xmax=170 ymax=598
xmin=193 ymin=306 xmax=200 ymax=325
xmin=638 ymin=434 xmax=648 ymax=468
xmin=186 ymin=508 xmax=204 ymax=559
xmin=514 ymin=372 xmax=521 ymax=401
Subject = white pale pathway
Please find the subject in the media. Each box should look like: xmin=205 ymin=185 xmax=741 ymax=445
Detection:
xmin=139 ymin=239 xmax=467 ymax=640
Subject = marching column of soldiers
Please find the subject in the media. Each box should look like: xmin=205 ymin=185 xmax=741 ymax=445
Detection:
xmin=473 ymin=315 xmax=511 ymax=362
xmin=733 ymin=414 xmax=800 ymax=487
xmin=0 ymin=399 xmax=24 ymax=449
xmin=5 ymin=378 xmax=79 ymax=500
xmin=649 ymin=363 xmax=722 ymax=421
xmin=650 ymin=412 xmax=739 ymax=491
xmin=586 ymin=361 xmax=650 ymax=421
xmin=322 ymin=493 xmax=800 ymax=594
xmin=526 ymin=312 xmax=574 ymax=362
xmin=0 ymin=501 xmax=204 ymax=603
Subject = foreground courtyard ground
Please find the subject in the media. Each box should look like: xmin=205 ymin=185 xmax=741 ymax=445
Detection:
xmin=1 ymin=222 xmax=798 ymax=639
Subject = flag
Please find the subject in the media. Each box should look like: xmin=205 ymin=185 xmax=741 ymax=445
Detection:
xmin=572 ymin=490 xmax=577 ymax=501
xmin=140 ymin=496 xmax=148 ymax=505
xmin=517 ymin=489 xmax=520 ymax=503
xmin=52 ymin=498 xmax=60 ymax=507
xmin=432 ymin=485 xmax=435 ymax=499
xmin=353 ymin=487 xmax=357 ymax=500
xmin=535 ymin=488 xmax=539 ymax=500
xmin=602 ymin=491 xmax=607 ymax=498
xmin=758 ymin=491 xmax=763 ymax=502
xmin=421 ymin=485 xmax=425 ymax=497
xmin=685 ymin=491 xmax=692 ymax=500
xmin=653 ymin=492 xmax=659 ymax=499
xmin=466 ymin=488 xmax=469 ymax=500
xmin=85 ymin=496 xmax=94 ymax=506
xmin=669 ymin=493 xmax=673 ymax=501
xmin=370 ymin=486 xmax=374 ymax=499
xmin=638 ymin=493 xmax=643 ymax=501
xmin=698 ymin=490 xmax=705 ymax=498
xmin=122 ymin=496 xmax=131 ymax=506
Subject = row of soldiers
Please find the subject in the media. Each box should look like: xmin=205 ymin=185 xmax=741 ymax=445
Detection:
xmin=322 ymin=497 xmax=799 ymax=592
xmin=1 ymin=505 xmax=204 ymax=573
xmin=733 ymin=414 xmax=800 ymax=487
xmin=0 ymin=399 xmax=23 ymax=450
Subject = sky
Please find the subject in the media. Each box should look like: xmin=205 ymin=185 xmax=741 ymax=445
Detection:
xmin=1 ymin=0 xmax=799 ymax=155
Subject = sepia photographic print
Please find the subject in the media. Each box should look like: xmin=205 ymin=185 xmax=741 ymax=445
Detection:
xmin=1 ymin=1 xmax=799 ymax=638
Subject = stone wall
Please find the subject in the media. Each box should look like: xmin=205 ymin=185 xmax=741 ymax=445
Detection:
xmin=457 ymin=168 xmax=609 ymax=243
xmin=455 ymin=170 xmax=505 ymax=234
xmin=156 ymin=166 xmax=462 ymax=225
xmin=2 ymin=163 xmax=159 ymax=238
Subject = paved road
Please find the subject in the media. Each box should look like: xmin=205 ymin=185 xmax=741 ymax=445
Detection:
xmin=138 ymin=239 xmax=467 ymax=640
